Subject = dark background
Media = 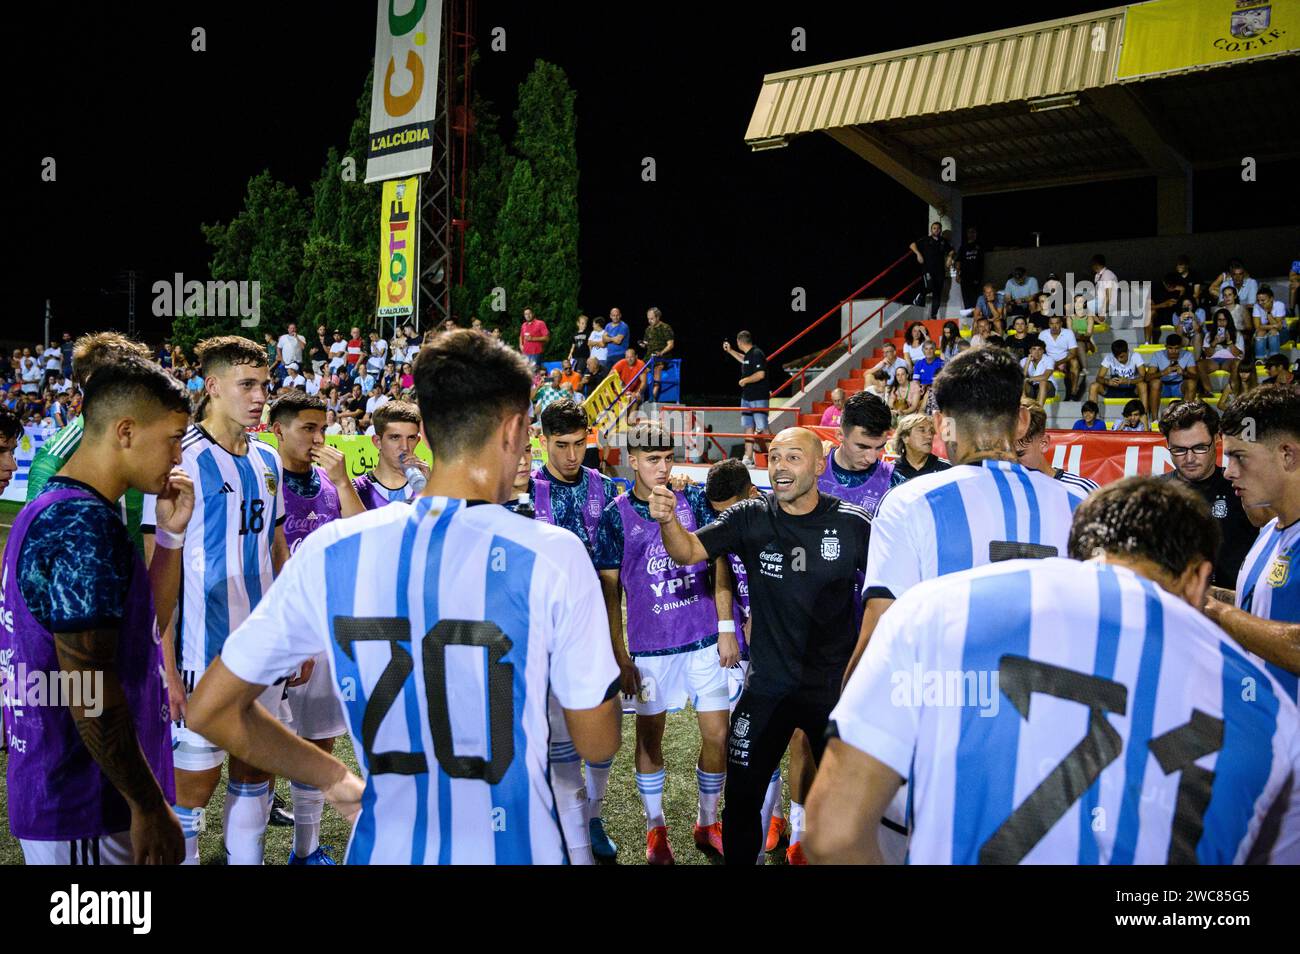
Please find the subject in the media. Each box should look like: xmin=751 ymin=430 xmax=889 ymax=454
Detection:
xmin=10 ymin=2 xmax=1299 ymax=400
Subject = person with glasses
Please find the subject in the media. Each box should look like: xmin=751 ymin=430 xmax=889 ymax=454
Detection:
xmin=1158 ymin=400 xmax=1257 ymax=591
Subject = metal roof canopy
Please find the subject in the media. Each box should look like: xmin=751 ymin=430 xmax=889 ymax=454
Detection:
xmin=744 ymin=5 xmax=1300 ymax=234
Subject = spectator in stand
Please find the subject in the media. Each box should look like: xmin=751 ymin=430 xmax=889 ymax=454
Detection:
xmin=909 ymin=222 xmax=953 ymax=319
xmin=1020 ymin=339 xmax=1056 ymax=404
xmin=641 ymin=307 xmax=675 ymax=403
xmin=470 ymin=316 xmax=483 ymax=332
xmin=1115 ymin=398 xmax=1149 ymax=432
xmin=339 ymin=415 xmax=358 ymax=436
xmin=1218 ymin=285 xmax=1250 ymax=338
xmin=343 ymin=382 xmax=366 ymax=422
xmin=276 ymin=322 xmax=306 ymax=371
xmin=955 ymin=225 xmax=984 ymax=312
xmin=868 ymin=341 xmax=909 ymax=378
xmin=1173 ymin=254 xmax=1202 ymax=301
xmin=937 ymin=321 xmax=961 ymax=360
xmin=722 ymin=330 xmax=770 ymax=465
xmin=886 ymin=365 xmax=922 ymax=420
xmin=1175 ymin=297 xmax=1205 ymax=354
xmin=603 ymin=308 xmax=629 ymax=367
xmin=1004 ymin=315 xmax=1034 ymax=362
xmin=365 ymin=384 xmax=390 ymax=419
xmin=559 ymin=359 xmax=582 ymax=393
xmin=588 ymin=316 xmax=609 ymax=373
xmin=304 ymin=368 xmax=323 ymax=396
xmin=1015 ymin=399 xmax=1098 ymax=493
xmin=1003 ymin=266 xmax=1039 ymax=318
xmin=282 ymin=363 xmax=306 ymax=390
xmin=911 ymin=340 xmax=944 ymax=389
xmin=1218 ymin=360 xmax=1260 ymax=411
xmin=41 ymin=341 xmax=62 ymax=391
xmin=581 ymin=356 xmax=604 ymax=397
xmin=569 ymin=314 xmax=591 ymax=371
xmin=902 ymin=322 xmax=930 ymax=364
xmin=1145 ymin=333 xmax=1197 ymax=415
xmin=1090 ymin=338 xmax=1145 ymax=410
xmin=1039 ymin=314 xmax=1083 ymax=400
xmin=533 ymin=367 xmax=568 ymax=417
xmin=1040 ymin=273 xmax=1064 ymax=316
xmin=889 ymin=413 xmax=949 ymax=481
xmin=969 ymin=316 xmax=995 ymax=349
xmin=59 ymin=331 xmax=75 ymax=379
xmin=400 ymin=362 xmax=415 ymax=390
xmin=612 ymin=344 xmax=646 ymax=389
xmin=1073 ymin=400 xmax=1107 ymax=430
xmin=1025 ymin=292 xmax=1051 ymax=335
xmin=1158 ymin=400 xmax=1258 ymax=588
xmin=1263 ymin=354 xmax=1295 ymax=387
xmin=1068 ymin=289 xmax=1098 ymax=359
xmin=1090 ymin=254 xmax=1120 ymax=324
xmin=1145 ymin=273 xmax=1185 ymax=345
xmin=864 ymin=370 xmax=889 ymax=401
xmin=519 ymin=307 xmax=550 ymax=368
xmin=355 ymin=365 xmax=376 ymax=396
xmin=49 ymin=370 xmax=73 ymax=395
xmin=1254 ymin=284 xmax=1289 ymax=358
xmin=186 ymin=368 xmax=205 ymax=396
xmin=20 ymin=348 xmax=42 ymax=395
xmin=45 ymin=389 xmax=67 ymax=429
xmin=820 ymin=388 xmax=847 ymax=428
xmin=308 ymin=324 xmax=329 ymax=374
xmin=1209 ymin=258 xmax=1259 ymax=308
xmin=1196 ymin=308 xmax=1246 ymax=398
xmin=367 ymin=331 xmax=388 ymax=375
xmin=345 ymin=326 xmax=365 ymax=372
xmin=324 ymin=409 xmax=342 ymax=436
xmin=328 ymin=330 xmax=347 ymax=375
xmin=976 ymin=282 xmax=1006 ymax=328
xmin=379 ymin=360 xmax=398 ymax=393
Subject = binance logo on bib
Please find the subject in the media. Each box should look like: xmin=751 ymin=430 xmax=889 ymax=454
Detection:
xmin=1269 ymin=555 xmax=1291 ymax=588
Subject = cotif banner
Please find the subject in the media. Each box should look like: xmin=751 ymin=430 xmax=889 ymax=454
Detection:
xmin=377 ymin=176 xmax=419 ymax=319
xmin=365 ymin=0 xmax=443 ymax=183
xmin=1117 ymin=0 xmax=1296 ymax=80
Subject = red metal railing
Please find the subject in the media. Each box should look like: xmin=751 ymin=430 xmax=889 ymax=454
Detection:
xmin=770 ymin=276 xmax=921 ymax=398
xmin=766 ymin=251 xmax=913 ymax=364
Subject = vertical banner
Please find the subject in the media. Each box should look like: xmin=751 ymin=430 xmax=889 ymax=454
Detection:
xmin=365 ymin=0 xmax=443 ymax=183
xmin=377 ymin=176 xmax=419 ymax=320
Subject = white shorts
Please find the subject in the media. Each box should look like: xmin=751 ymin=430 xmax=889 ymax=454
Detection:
xmin=22 ymin=830 xmax=133 ymax=865
xmin=287 ymin=652 xmax=347 ymax=741
xmin=173 ymin=681 xmax=291 ymax=771
xmin=728 ymin=659 xmax=750 ymax=713
xmin=627 ymin=642 xmax=730 ymax=717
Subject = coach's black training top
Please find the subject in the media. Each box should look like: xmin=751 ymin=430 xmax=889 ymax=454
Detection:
xmin=697 ymin=492 xmax=870 ymax=701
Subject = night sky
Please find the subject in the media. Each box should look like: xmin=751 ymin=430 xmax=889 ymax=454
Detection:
xmin=14 ymin=1 xmax=1299 ymax=400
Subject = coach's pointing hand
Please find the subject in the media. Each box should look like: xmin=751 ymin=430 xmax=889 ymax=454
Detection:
xmin=648 ymin=485 xmax=677 ymax=524
xmin=155 ymin=466 xmax=195 ymax=536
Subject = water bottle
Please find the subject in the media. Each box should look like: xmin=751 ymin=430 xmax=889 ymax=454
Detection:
xmin=401 ymin=453 xmax=428 ymax=494
xmin=514 ymin=493 xmax=536 ymax=519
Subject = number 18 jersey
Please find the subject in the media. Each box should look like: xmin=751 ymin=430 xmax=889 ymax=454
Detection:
xmin=218 ymin=496 xmax=621 ymax=864
xmin=834 ymin=557 xmax=1300 ymax=864
xmin=178 ymin=426 xmax=285 ymax=675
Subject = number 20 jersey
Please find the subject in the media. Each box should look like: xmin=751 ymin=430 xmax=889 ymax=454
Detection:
xmin=833 ymin=557 xmax=1300 ymax=864
xmin=178 ymin=426 xmax=285 ymax=674
xmin=217 ymin=496 xmax=621 ymax=864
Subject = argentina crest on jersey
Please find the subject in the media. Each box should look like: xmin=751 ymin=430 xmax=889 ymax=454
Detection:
xmin=263 ymin=467 xmax=278 ymax=498
xmin=821 ymin=528 xmax=841 ymax=561
xmin=1269 ymin=554 xmax=1291 ymax=588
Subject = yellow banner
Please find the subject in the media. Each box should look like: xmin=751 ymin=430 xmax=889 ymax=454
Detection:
xmin=1118 ymin=0 xmax=1297 ymax=79
xmin=252 ymin=433 xmax=431 ymax=481
xmin=377 ymin=176 xmax=419 ymax=319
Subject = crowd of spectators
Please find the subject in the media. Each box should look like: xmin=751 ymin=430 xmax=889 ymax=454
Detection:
xmin=0 ymin=334 xmax=79 ymax=427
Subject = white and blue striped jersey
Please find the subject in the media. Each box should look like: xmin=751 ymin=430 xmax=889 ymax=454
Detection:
xmin=865 ymin=459 xmax=1087 ymax=601
xmin=178 ymin=426 xmax=285 ymax=673
xmin=1236 ymin=517 xmax=1300 ymax=704
xmin=834 ymin=557 xmax=1300 ymax=864
xmin=218 ymin=496 xmax=621 ymax=865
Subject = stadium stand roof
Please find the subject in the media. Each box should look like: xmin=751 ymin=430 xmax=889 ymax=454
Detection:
xmin=744 ymin=2 xmax=1300 ymax=234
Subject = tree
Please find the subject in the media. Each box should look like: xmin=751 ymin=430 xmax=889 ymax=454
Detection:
xmin=174 ymin=171 xmax=306 ymax=353
xmin=454 ymin=94 xmax=513 ymax=326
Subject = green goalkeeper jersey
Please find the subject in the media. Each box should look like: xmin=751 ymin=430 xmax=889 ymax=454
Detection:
xmin=26 ymin=415 xmax=153 ymax=559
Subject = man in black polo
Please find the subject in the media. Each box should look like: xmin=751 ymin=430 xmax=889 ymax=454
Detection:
xmin=909 ymin=222 xmax=952 ymax=319
xmin=956 ymin=225 xmax=984 ymax=311
xmin=1158 ymin=400 xmax=1263 ymax=591
xmin=649 ymin=427 xmax=871 ymax=865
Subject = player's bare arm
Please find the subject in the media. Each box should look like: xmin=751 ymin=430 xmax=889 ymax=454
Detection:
xmin=53 ymin=627 xmax=185 ymax=864
xmin=271 ymin=524 xmax=290 ymax=576
xmin=804 ymin=738 xmax=902 ymax=865
xmin=187 ymin=658 xmax=364 ymax=822
xmin=1204 ymin=595 xmax=1300 ymax=674
xmin=714 ymin=557 xmax=740 ymax=668
xmin=843 ymin=597 xmax=894 ymax=688
xmin=562 ymin=695 xmax=622 ymax=765
xmin=648 ymin=485 xmax=709 ymax=565
xmin=599 ymin=568 xmax=640 ymax=697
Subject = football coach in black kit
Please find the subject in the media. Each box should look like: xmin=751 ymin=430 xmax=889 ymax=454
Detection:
xmin=649 ymin=426 xmax=872 ymax=864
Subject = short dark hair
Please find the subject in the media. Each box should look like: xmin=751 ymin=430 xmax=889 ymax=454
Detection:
xmin=840 ymin=392 xmax=892 ymax=437
xmin=736 ymin=331 xmax=753 ymax=345
xmin=269 ymin=389 xmax=326 ymax=426
xmin=1090 ymin=254 xmax=1107 ymax=268
xmin=540 ymin=398 xmax=587 ymax=437
xmin=1259 ymin=284 xmax=1274 ymax=298
xmin=1265 ymin=354 xmax=1290 ymax=371
xmin=1220 ymin=384 xmax=1300 ymax=445
xmin=411 ymin=330 xmax=532 ymax=459
xmin=1123 ymin=399 xmax=1146 ymax=417
xmin=72 ymin=332 xmax=152 ymax=386
xmin=1111 ymin=339 xmax=1129 ymax=357
xmin=195 ymin=335 xmax=268 ymax=374
xmin=1021 ymin=399 xmax=1048 ymax=442
xmin=1159 ymin=400 xmax=1219 ymax=440
xmin=625 ymin=420 xmax=674 ymax=452
xmin=0 ymin=407 xmax=19 ymax=443
xmin=933 ymin=346 xmax=1024 ymax=427
xmin=1069 ymin=477 xmax=1219 ymax=579
xmin=83 ymin=355 xmax=190 ymax=435
xmin=1081 ymin=400 xmax=1099 ymax=415
xmin=1166 ymin=333 xmax=1183 ymax=347
xmin=705 ymin=458 xmax=753 ymax=503
xmin=373 ymin=400 xmax=421 ymax=437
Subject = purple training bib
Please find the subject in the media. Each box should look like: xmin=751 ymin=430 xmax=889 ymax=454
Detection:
xmin=817 ymin=458 xmax=894 ymax=517
xmin=532 ymin=465 xmax=606 ymax=544
xmin=284 ymin=467 xmax=342 ymax=554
